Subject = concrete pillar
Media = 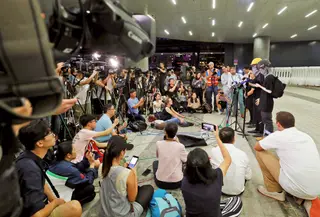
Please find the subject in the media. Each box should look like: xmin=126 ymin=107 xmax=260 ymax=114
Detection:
xmin=253 ymin=36 xmax=270 ymax=60
xmin=125 ymin=57 xmax=149 ymax=72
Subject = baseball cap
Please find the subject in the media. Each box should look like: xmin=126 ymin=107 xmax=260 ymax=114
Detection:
xmin=251 ymin=58 xmax=262 ymax=65
xmin=107 ymin=136 xmax=134 ymax=153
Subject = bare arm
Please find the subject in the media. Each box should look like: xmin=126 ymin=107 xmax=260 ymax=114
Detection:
xmin=213 ymin=128 xmax=232 ymax=177
xmin=31 ymin=199 xmax=65 ymax=217
xmin=247 ymin=88 xmax=255 ymax=96
xmin=44 ymin=183 xmax=56 ymax=202
xmin=94 ymin=119 xmax=119 ymax=138
xmin=127 ymin=169 xmax=138 ymax=202
xmin=80 ymin=71 xmax=98 ymax=85
xmin=94 ymin=140 xmax=108 ymax=149
xmin=254 ymin=142 xmax=265 ymax=152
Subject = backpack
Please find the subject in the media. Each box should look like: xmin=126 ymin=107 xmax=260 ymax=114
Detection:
xmin=202 ymin=102 xmax=212 ymax=113
xmin=128 ymin=120 xmax=147 ymax=132
xmin=271 ymin=75 xmax=286 ymax=98
xmin=148 ymin=189 xmax=182 ymax=217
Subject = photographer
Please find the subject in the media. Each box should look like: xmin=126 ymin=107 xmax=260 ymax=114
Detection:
xmin=119 ymin=69 xmax=130 ymax=98
xmin=72 ymin=70 xmax=98 ymax=120
xmin=158 ymin=62 xmax=167 ymax=95
xmin=127 ymin=89 xmax=146 ymax=122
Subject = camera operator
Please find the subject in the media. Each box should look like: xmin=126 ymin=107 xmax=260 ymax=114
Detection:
xmin=72 ymin=70 xmax=98 ymax=120
xmin=158 ymin=62 xmax=167 ymax=95
xmin=118 ymin=69 xmax=130 ymax=98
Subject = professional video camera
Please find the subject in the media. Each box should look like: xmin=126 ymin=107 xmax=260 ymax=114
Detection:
xmin=0 ymin=0 xmax=156 ymax=216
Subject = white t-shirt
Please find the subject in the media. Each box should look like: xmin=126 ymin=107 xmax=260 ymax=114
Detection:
xmin=260 ymin=127 xmax=320 ymax=200
xmin=74 ymin=77 xmax=90 ymax=105
xmin=153 ymin=100 xmax=163 ymax=113
xmin=211 ymin=143 xmax=252 ymax=195
xmin=72 ymin=129 xmax=97 ymax=163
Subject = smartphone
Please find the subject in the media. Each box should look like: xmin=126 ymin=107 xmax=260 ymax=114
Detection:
xmin=142 ymin=169 xmax=151 ymax=176
xmin=127 ymin=156 xmax=139 ymax=169
xmin=201 ymin=123 xmax=216 ymax=131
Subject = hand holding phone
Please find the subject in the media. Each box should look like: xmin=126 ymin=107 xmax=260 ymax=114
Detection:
xmin=127 ymin=156 xmax=139 ymax=169
xmin=201 ymin=122 xmax=216 ymax=131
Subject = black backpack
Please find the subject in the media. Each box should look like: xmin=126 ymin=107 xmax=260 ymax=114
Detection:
xmin=128 ymin=120 xmax=147 ymax=132
xmin=271 ymin=76 xmax=286 ymax=98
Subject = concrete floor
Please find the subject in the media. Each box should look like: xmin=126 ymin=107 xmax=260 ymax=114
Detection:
xmin=82 ymin=86 xmax=319 ymax=217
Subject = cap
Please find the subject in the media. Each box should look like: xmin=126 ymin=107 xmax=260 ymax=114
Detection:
xmin=208 ymin=62 xmax=214 ymax=66
xmin=251 ymin=58 xmax=262 ymax=65
xmin=107 ymin=136 xmax=134 ymax=153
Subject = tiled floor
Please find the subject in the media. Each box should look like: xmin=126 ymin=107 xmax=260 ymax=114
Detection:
xmin=82 ymin=86 xmax=319 ymax=217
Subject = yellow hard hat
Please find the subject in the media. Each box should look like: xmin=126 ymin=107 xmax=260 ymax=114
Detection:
xmin=251 ymin=58 xmax=262 ymax=65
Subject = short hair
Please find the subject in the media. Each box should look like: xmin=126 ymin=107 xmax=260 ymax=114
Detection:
xmin=103 ymin=103 xmax=114 ymax=113
xmin=165 ymin=122 xmax=178 ymax=139
xmin=130 ymin=89 xmax=136 ymax=94
xmin=80 ymin=114 xmax=96 ymax=127
xmin=244 ymin=66 xmax=251 ymax=70
xmin=18 ymin=120 xmax=50 ymax=150
xmin=56 ymin=141 xmax=73 ymax=161
xmin=276 ymin=111 xmax=295 ymax=128
xmin=219 ymin=127 xmax=235 ymax=143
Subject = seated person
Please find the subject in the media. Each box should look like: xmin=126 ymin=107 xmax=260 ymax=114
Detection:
xmin=16 ymin=120 xmax=82 ymax=217
xmin=100 ymin=136 xmax=154 ymax=217
xmin=73 ymin=114 xmax=119 ymax=163
xmin=211 ymin=127 xmax=252 ymax=195
xmin=181 ymin=130 xmax=243 ymax=217
xmin=48 ymin=141 xmax=99 ymax=205
xmin=153 ymin=93 xmax=164 ymax=118
xmin=216 ymin=89 xmax=229 ymax=114
xmin=161 ymin=97 xmax=192 ymax=127
xmin=254 ymin=111 xmax=320 ymax=214
xmin=177 ymin=90 xmax=188 ymax=112
xmin=187 ymin=92 xmax=201 ymax=113
xmin=95 ymin=104 xmax=127 ymax=142
xmin=153 ymin=123 xmax=188 ymax=189
xmin=127 ymin=89 xmax=146 ymax=122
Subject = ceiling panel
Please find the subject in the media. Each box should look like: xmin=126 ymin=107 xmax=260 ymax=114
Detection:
xmin=120 ymin=0 xmax=320 ymax=43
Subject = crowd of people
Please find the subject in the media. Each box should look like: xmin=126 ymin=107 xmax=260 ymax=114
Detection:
xmin=12 ymin=57 xmax=320 ymax=217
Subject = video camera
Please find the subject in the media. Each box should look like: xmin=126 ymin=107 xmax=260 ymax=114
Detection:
xmin=0 ymin=0 xmax=156 ymax=216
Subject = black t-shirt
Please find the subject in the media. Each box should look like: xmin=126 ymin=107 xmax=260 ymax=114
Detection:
xmin=16 ymin=151 xmax=48 ymax=217
xmin=166 ymin=85 xmax=178 ymax=98
xmin=259 ymin=74 xmax=275 ymax=112
xmin=181 ymin=168 xmax=223 ymax=217
xmin=162 ymin=106 xmax=173 ymax=121
xmin=252 ymin=74 xmax=264 ymax=99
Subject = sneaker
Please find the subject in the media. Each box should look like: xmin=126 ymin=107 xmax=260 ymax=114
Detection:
xmin=218 ymin=110 xmax=222 ymax=115
xmin=257 ymin=186 xmax=285 ymax=201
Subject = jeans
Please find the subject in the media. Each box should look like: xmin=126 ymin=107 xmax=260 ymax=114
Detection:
xmin=205 ymin=86 xmax=218 ymax=110
xmin=165 ymin=117 xmax=188 ymax=126
xmin=153 ymin=161 xmax=182 ymax=190
xmin=261 ymin=111 xmax=273 ymax=136
xmin=230 ymin=89 xmax=245 ymax=116
xmin=129 ymin=113 xmax=146 ymax=122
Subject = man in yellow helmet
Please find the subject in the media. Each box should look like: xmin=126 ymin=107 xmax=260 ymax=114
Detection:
xmin=247 ymin=58 xmax=264 ymax=136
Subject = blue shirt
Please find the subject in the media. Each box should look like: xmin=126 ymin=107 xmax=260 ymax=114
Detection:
xmin=128 ymin=97 xmax=139 ymax=114
xmin=95 ymin=114 xmax=113 ymax=142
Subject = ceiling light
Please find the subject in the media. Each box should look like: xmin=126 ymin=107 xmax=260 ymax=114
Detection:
xmin=290 ymin=34 xmax=297 ymax=38
xmin=86 ymin=10 xmax=91 ymax=14
xmin=277 ymin=6 xmax=287 ymax=15
xmin=109 ymin=58 xmax=119 ymax=68
xmin=305 ymin=9 xmax=317 ymax=18
xmin=212 ymin=0 xmax=216 ymax=9
xmin=189 ymin=31 xmax=193 ymax=36
xmin=247 ymin=2 xmax=254 ymax=12
xmin=164 ymin=29 xmax=170 ymax=35
xmin=238 ymin=21 xmax=243 ymax=27
xmin=171 ymin=0 xmax=176 ymax=5
xmin=181 ymin=16 xmax=187 ymax=24
xmin=253 ymin=33 xmax=257 ymax=37
xmin=262 ymin=23 xmax=269 ymax=28
xmin=212 ymin=19 xmax=215 ymax=26
xmin=212 ymin=32 xmax=215 ymax=37
xmin=308 ymin=25 xmax=317 ymax=30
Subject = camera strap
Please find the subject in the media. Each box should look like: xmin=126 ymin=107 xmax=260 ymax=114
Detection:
xmin=16 ymin=152 xmax=60 ymax=198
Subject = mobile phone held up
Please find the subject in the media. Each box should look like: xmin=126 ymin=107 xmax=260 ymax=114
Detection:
xmin=127 ymin=156 xmax=139 ymax=169
xmin=201 ymin=122 xmax=216 ymax=131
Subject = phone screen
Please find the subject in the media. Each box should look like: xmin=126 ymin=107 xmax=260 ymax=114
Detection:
xmin=202 ymin=123 xmax=216 ymax=131
xmin=128 ymin=156 xmax=139 ymax=169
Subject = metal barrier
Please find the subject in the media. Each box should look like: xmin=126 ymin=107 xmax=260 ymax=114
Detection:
xmin=272 ymin=67 xmax=320 ymax=86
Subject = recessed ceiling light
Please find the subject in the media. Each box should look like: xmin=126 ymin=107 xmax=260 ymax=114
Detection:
xmin=262 ymin=23 xmax=269 ymax=28
xmin=164 ymin=29 xmax=170 ymax=35
xmin=86 ymin=10 xmax=91 ymax=14
xmin=238 ymin=21 xmax=243 ymax=27
xmin=247 ymin=2 xmax=254 ymax=12
xmin=290 ymin=34 xmax=297 ymax=38
xmin=189 ymin=31 xmax=193 ymax=36
xmin=212 ymin=0 xmax=216 ymax=9
xmin=181 ymin=16 xmax=187 ymax=24
xmin=171 ymin=0 xmax=177 ymax=5
xmin=212 ymin=32 xmax=215 ymax=37
xmin=308 ymin=25 xmax=317 ymax=30
xmin=305 ymin=9 xmax=317 ymax=18
xmin=253 ymin=33 xmax=257 ymax=37
xmin=212 ymin=19 xmax=216 ymax=26
xmin=277 ymin=6 xmax=287 ymax=15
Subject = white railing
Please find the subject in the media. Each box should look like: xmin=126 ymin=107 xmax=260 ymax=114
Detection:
xmin=272 ymin=67 xmax=320 ymax=86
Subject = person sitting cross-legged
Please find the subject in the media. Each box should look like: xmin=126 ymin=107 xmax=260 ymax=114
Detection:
xmin=48 ymin=141 xmax=99 ymax=205
xmin=181 ymin=128 xmax=243 ymax=217
xmin=211 ymin=127 xmax=252 ymax=196
xmin=254 ymin=111 xmax=320 ymax=215
xmin=153 ymin=122 xmax=188 ymax=189
xmin=127 ymin=89 xmax=146 ymax=122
